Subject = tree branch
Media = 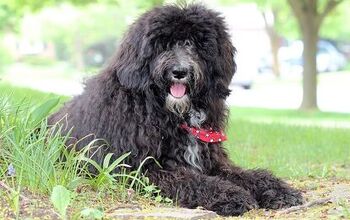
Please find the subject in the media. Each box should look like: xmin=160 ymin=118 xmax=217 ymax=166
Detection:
xmin=319 ymin=0 xmax=343 ymax=22
xmin=277 ymin=184 xmax=350 ymax=215
xmin=310 ymin=0 xmax=318 ymax=14
xmin=287 ymin=0 xmax=305 ymax=26
xmin=276 ymin=196 xmax=333 ymax=215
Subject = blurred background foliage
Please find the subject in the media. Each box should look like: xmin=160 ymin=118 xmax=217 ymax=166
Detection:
xmin=0 ymin=0 xmax=162 ymax=69
xmin=1 ymin=0 xmax=349 ymax=70
xmin=0 ymin=0 xmax=349 ymax=111
xmin=220 ymin=0 xmax=350 ymax=40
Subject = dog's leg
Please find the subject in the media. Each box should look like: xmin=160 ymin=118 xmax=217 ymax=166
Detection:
xmin=148 ymin=167 xmax=258 ymax=216
xmin=216 ymin=165 xmax=304 ymax=209
xmin=210 ymin=150 xmax=303 ymax=209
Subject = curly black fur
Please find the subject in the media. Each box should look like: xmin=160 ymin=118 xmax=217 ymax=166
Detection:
xmin=49 ymin=4 xmax=303 ymax=216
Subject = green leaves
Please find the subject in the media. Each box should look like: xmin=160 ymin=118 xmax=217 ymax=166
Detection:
xmin=28 ymin=97 xmax=60 ymax=127
xmin=51 ymin=185 xmax=72 ymax=220
xmin=80 ymin=208 xmax=104 ymax=219
xmin=81 ymin=151 xmax=132 ymax=188
xmin=51 ymin=185 xmax=107 ymax=219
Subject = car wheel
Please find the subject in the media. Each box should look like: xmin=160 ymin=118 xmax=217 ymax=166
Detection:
xmin=242 ymin=84 xmax=252 ymax=90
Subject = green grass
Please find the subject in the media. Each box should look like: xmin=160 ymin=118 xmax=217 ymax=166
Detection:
xmin=226 ymin=107 xmax=350 ymax=179
xmin=0 ymin=83 xmax=65 ymax=104
xmin=0 ymin=95 xmax=90 ymax=194
xmin=230 ymin=106 xmax=350 ymax=122
xmin=1 ymin=82 xmax=349 ymax=180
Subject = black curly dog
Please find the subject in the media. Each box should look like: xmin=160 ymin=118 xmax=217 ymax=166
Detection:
xmin=49 ymin=4 xmax=303 ymax=216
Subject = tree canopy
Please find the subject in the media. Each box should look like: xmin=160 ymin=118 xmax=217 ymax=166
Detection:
xmin=0 ymin=0 xmax=164 ymax=32
xmin=219 ymin=0 xmax=349 ymax=41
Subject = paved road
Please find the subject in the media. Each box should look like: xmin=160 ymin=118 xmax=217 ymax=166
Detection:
xmin=228 ymin=73 xmax=350 ymax=113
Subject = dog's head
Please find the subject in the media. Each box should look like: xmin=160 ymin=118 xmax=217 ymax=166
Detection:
xmin=111 ymin=4 xmax=236 ymax=117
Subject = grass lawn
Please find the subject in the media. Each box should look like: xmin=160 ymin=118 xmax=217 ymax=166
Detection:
xmin=0 ymin=82 xmax=66 ymax=104
xmin=227 ymin=107 xmax=350 ymax=179
xmin=1 ymin=83 xmax=350 ymax=219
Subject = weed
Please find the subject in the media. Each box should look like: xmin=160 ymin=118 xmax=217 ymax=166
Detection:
xmin=78 ymin=208 xmax=104 ymax=219
xmin=50 ymin=185 xmax=72 ymax=220
xmin=0 ymin=96 xmax=171 ymax=219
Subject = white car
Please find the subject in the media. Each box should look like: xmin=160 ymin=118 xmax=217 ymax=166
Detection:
xmin=279 ymin=40 xmax=347 ymax=74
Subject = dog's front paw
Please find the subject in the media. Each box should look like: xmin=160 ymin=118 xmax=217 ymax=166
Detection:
xmin=258 ymin=184 xmax=304 ymax=209
xmin=210 ymin=189 xmax=258 ymax=216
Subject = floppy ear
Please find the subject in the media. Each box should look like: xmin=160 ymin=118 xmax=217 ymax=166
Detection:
xmin=113 ymin=26 xmax=153 ymax=91
xmin=219 ymin=40 xmax=236 ymax=86
xmin=212 ymin=39 xmax=236 ymax=99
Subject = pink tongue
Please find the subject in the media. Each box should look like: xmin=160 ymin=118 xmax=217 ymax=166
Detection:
xmin=170 ymin=83 xmax=186 ymax=98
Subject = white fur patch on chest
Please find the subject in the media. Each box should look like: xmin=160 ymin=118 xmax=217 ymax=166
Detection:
xmin=184 ymin=137 xmax=203 ymax=171
xmin=183 ymin=109 xmax=207 ymax=171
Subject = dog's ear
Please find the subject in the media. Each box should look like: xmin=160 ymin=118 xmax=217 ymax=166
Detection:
xmin=212 ymin=39 xmax=236 ymax=98
xmin=113 ymin=27 xmax=153 ymax=91
xmin=219 ymin=40 xmax=236 ymax=87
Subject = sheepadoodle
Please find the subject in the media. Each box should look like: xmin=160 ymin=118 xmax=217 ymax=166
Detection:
xmin=49 ymin=4 xmax=303 ymax=216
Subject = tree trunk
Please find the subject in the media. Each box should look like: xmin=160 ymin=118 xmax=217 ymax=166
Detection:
xmin=288 ymin=0 xmax=344 ymax=111
xmin=288 ymin=0 xmax=320 ymax=110
xmin=300 ymin=20 xmax=319 ymax=110
xmin=269 ymin=30 xmax=281 ymax=78
xmin=262 ymin=11 xmax=280 ymax=78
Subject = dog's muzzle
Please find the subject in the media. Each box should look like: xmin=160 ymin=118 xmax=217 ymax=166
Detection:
xmin=165 ymin=65 xmax=192 ymax=115
xmin=168 ymin=65 xmax=191 ymax=99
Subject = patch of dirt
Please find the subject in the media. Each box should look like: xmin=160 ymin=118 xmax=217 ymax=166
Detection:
xmin=0 ymin=187 xmax=59 ymax=219
xmin=238 ymin=179 xmax=350 ymax=219
xmin=0 ymin=179 xmax=349 ymax=219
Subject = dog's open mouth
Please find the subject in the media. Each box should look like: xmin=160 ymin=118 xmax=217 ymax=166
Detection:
xmin=170 ymin=83 xmax=187 ymax=98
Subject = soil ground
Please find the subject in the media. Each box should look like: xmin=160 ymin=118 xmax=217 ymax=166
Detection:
xmin=1 ymin=178 xmax=349 ymax=219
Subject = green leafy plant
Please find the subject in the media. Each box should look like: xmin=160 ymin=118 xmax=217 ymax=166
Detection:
xmin=141 ymin=176 xmax=172 ymax=204
xmin=28 ymin=98 xmax=60 ymax=127
xmin=79 ymin=208 xmax=104 ymax=219
xmin=0 ymin=97 xmax=89 ymax=193
xmin=0 ymin=95 xmax=172 ymax=218
xmin=81 ymin=149 xmax=171 ymax=203
xmin=51 ymin=185 xmax=72 ymax=220
xmin=81 ymin=151 xmax=132 ymax=189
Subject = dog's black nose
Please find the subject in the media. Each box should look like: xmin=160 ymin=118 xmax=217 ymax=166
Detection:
xmin=172 ymin=67 xmax=188 ymax=79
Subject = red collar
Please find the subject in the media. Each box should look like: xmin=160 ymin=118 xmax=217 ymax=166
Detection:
xmin=180 ymin=124 xmax=227 ymax=143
